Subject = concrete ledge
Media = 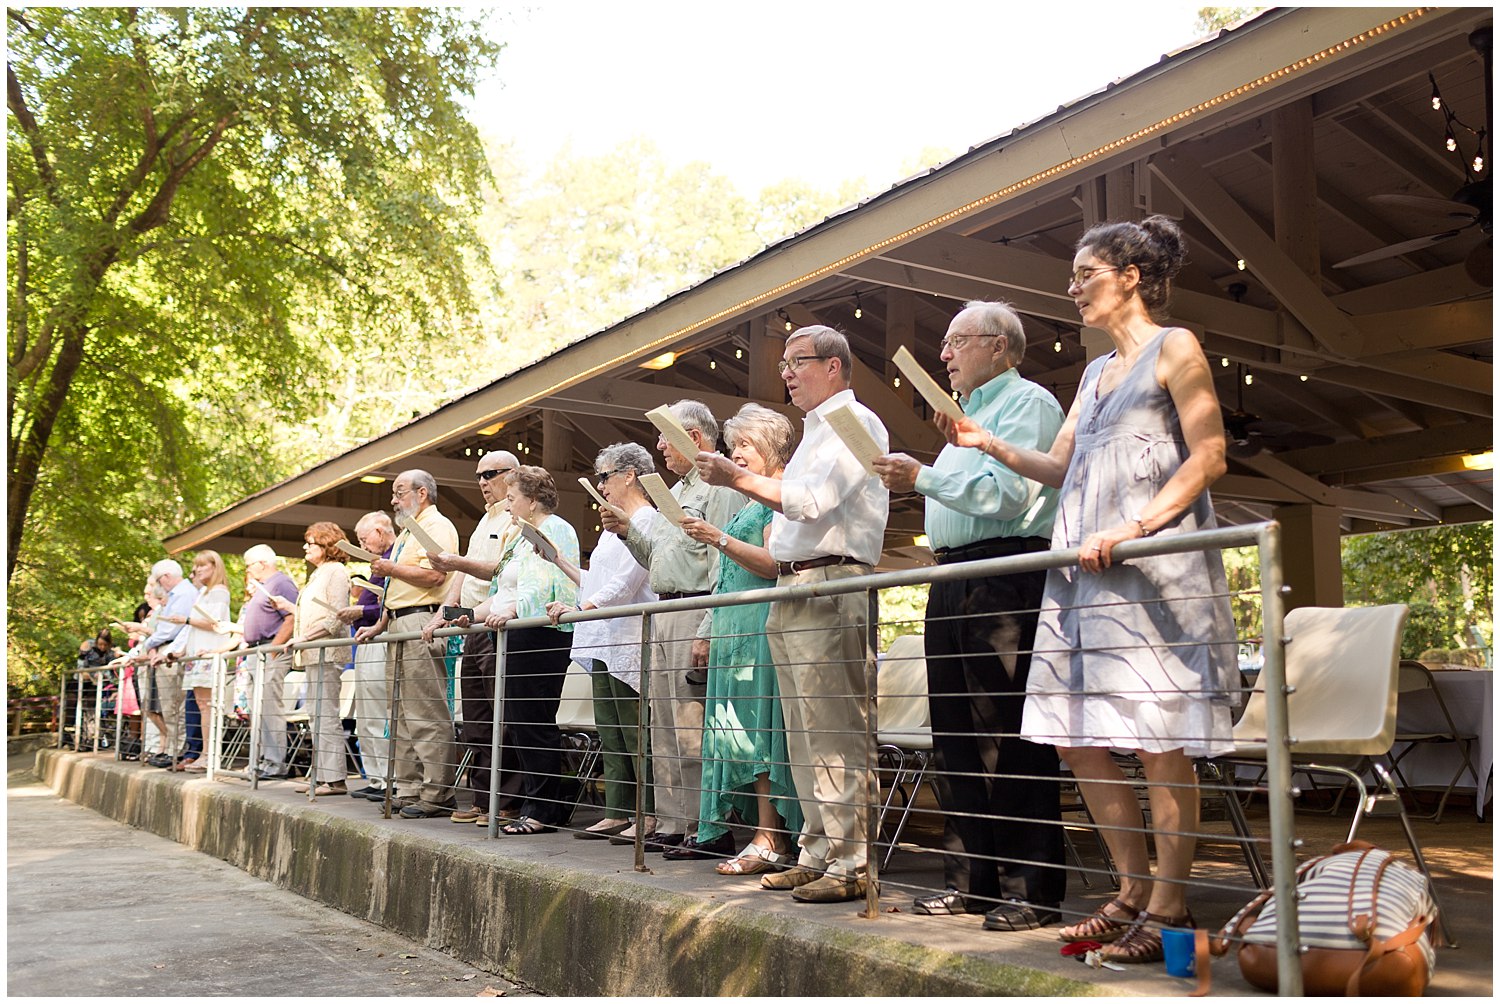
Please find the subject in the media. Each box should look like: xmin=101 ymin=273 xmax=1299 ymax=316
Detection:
xmin=37 ymin=749 xmax=1095 ymax=996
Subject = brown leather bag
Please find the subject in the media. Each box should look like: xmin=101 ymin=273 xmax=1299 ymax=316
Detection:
xmin=1198 ymin=841 xmax=1435 ymax=996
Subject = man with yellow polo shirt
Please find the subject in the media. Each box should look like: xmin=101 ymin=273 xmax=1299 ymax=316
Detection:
xmin=355 ymin=469 xmax=460 ymax=818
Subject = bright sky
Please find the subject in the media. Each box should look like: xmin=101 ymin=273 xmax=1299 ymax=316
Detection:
xmin=472 ymin=0 xmax=1214 ymax=194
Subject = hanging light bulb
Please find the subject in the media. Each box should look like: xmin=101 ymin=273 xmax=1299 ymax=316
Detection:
xmin=734 ymin=347 xmax=743 ymax=359
xmin=1446 ymin=131 xmax=1458 ymax=152
xmin=1053 ymin=339 xmax=1063 ymax=353
xmin=777 ymin=308 xmax=793 ymax=332
xmin=1244 ymin=372 xmax=1254 ymax=386
xmin=1299 ymin=374 xmax=1309 ymax=382
xmin=853 ymin=292 xmax=863 ymax=320
xmin=1235 ymin=259 xmax=1247 ymax=271
xmin=1220 ymin=357 xmax=1230 ymax=367
xmin=709 ymin=359 xmax=717 ymax=370
xmin=1474 ymin=153 xmax=1485 ymax=173
xmin=1430 ymin=75 xmax=1443 ymax=111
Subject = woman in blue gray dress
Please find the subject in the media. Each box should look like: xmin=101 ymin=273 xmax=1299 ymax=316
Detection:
xmin=939 ymin=216 xmax=1235 ymax=964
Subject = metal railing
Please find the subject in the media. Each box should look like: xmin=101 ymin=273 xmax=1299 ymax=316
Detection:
xmin=65 ymin=523 xmax=1314 ymax=992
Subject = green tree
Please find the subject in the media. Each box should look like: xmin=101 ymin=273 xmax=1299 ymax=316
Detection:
xmin=7 ymin=7 xmax=498 ymax=691
xmin=1342 ymin=523 xmax=1492 ymax=660
xmin=1195 ymin=7 xmax=1264 ymax=33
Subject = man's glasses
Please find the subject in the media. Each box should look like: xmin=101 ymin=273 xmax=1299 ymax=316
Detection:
xmin=476 ymin=468 xmax=514 ymax=481
xmin=1070 ymin=265 xmax=1119 ymax=286
xmin=939 ymin=332 xmax=1000 ymax=352
xmin=777 ymin=354 xmax=829 ymax=375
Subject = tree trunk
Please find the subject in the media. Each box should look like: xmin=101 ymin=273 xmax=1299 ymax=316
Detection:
xmin=7 ymin=327 xmax=87 ymax=580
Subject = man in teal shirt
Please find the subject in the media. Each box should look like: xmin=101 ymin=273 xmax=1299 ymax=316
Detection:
xmin=874 ymin=300 xmax=1066 ymax=932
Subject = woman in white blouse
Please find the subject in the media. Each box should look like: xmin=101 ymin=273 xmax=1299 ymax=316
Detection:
xmin=548 ymin=444 xmax=662 ymax=839
xmin=278 ymin=522 xmax=352 ymax=795
xmin=166 ymin=550 xmax=236 ymax=772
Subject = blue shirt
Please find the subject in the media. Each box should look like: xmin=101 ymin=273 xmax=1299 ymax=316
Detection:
xmin=915 ymin=367 xmax=1064 ymax=549
xmin=143 ymin=578 xmax=199 ymax=651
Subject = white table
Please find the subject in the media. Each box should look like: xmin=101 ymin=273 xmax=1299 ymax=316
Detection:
xmin=1391 ymin=667 xmax=1492 ymax=818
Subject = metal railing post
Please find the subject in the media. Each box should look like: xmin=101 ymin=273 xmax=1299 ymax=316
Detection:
xmin=1256 ymin=522 xmax=1302 ymax=996
xmin=382 ymin=643 xmax=402 ymax=819
xmin=248 ymin=651 xmax=265 ymax=789
xmin=72 ymin=672 xmax=84 ymax=750
xmin=56 ymin=671 xmax=66 ymax=749
xmin=634 ymin=612 xmax=653 ymax=872
xmin=91 ymin=672 xmax=104 ymax=753
xmin=208 ymin=654 xmax=223 ymax=781
xmin=310 ymin=647 xmax=326 ymax=802
xmin=487 ymin=628 xmax=508 ymax=839
xmin=863 ymin=587 xmax=881 ymax=919
xmin=112 ymin=668 xmax=124 ymax=757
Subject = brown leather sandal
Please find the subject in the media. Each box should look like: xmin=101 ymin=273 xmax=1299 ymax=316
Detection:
xmin=1058 ymin=897 xmax=1145 ymax=943
xmin=1099 ymin=910 xmax=1194 ymax=964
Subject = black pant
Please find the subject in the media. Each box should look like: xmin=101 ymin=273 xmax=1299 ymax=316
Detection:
xmin=459 ymin=631 xmax=522 ymax=811
xmin=925 ymin=536 xmax=1065 ymax=906
xmin=500 ymin=626 xmax=570 ymax=825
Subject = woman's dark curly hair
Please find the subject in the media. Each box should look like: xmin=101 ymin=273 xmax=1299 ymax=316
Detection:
xmin=1077 ymin=215 xmax=1187 ymax=318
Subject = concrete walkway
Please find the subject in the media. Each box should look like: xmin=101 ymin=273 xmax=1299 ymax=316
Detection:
xmin=6 ymin=763 xmax=534 ymax=997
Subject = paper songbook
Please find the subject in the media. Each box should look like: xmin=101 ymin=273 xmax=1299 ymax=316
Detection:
xmin=351 ymin=577 xmax=385 ymax=601
xmin=334 ymin=539 xmax=378 ymax=562
xmin=517 ymin=521 xmax=559 ymax=563
xmin=892 ymin=345 xmax=964 ymax=421
xmin=310 ymin=594 xmax=342 ymax=615
xmin=644 ymin=405 xmax=700 ymax=460
xmin=395 ymin=512 xmax=446 ymax=558
xmin=190 ymin=602 xmax=219 ymax=626
xmin=826 ymin=404 xmax=883 ymax=475
xmin=639 ymin=473 xmax=687 ymax=525
xmin=577 ymin=476 xmax=627 ymax=519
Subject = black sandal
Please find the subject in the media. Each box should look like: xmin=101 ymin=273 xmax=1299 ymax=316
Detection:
xmin=502 ymin=816 xmax=556 ymax=836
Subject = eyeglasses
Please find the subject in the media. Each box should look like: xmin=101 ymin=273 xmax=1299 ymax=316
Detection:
xmin=302 ymin=540 xmax=320 ymax=547
xmin=476 ymin=468 xmax=514 ymax=481
xmin=777 ymin=355 xmax=829 ymax=375
xmin=595 ymin=469 xmax=624 ymax=484
xmin=391 ymin=486 xmax=414 ymax=499
xmin=939 ymin=332 xmax=1000 ymax=352
xmin=1070 ymin=265 xmax=1119 ymax=286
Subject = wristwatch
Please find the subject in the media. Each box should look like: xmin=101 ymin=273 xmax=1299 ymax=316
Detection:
xmin=717 ymin=533 xmax=729 ymax=549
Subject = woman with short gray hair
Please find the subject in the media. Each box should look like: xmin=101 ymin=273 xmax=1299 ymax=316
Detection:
xmin=676 ymin=404 xmax=804 ymax=872
xmin=548 ymin=444 xmax=661 ymax=838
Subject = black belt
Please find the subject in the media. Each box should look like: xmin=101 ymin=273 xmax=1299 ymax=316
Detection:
xmin=658 ymin=590 xmax=710 ymax=601
xmin=246 ymin=637 xmax=276 ymax=647
xmin=933 ymin=535 xmax=1050 ymax=565
xmin=775 ymin=555 xmax=866 ymax=577
xmin=388 ymin=604 xmax=440 ymax=616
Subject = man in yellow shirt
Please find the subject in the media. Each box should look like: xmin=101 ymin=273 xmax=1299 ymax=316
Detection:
xmin=355 ymin=469 xmax=460 ymax=818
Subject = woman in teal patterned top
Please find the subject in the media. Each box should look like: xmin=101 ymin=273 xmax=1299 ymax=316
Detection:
xmin=680 ymin=404 xmax=803 ymax=875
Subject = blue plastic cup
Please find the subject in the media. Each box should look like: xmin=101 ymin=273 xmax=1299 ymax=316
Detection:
xmin=1161 ymin=927 xmax=1196 ymax=978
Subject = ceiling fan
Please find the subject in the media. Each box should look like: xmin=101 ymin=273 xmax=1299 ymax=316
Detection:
xmin=1222 ymin=366 xmax=1334 ymax=459
xmin=1333 ymin=25 xmax=1492 ymax=284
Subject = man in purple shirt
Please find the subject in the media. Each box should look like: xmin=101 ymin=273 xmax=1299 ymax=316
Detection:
xmin=242 ymin=544 xmax=300 ymax=779
xmin=338 ymin=512 xmax=397 ymax=800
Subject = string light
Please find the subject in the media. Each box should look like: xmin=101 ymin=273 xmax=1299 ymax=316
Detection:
xmin=1299 ymin=374 xmax=1309 ymax=382
xmin=734 ymin=347 xmax=743 ymax=359
xmin=1474 ymin=154 xmax=1485 ymax=173
xmin=1236 ymin=259 xmax=1247 ymax=271
xmin=1244 ymin=371 xmax=1254 ymax=386
xmin=1221 ymin=357 xmax=1230 ymax=367
xmin=1428 ymin=70 xmax=1487 ymax=184
xmin=777 ymin=308 xmax=793 ymax=332
xmin=854 ymin=293 xmax=863 ymax=320
xmin=892 ymin=376 xmax=901 ymax=388
xmin=1054 ymin=339 xmax=1063 ymax=352
xmin=1446 ymin=131 xmax=1458 ymax=152
xmin=709 ymin=359 xmax=716 ymax=370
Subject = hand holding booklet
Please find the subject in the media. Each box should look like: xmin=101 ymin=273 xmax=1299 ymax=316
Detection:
xmin=351 ymin=577 xmax=385 ymax=601
xmin=644 ymin=405 xmax=701 ymax=461
xmin=892 ymin=345 xmax=964 ymax=421
xmin=639 ymin=473 xmax=687 ymax=525
xmin=825 ymin=404 xmax=883 ymax=475
xmin=309 ymin=594 xmax=342 ymax=615
xmin=517 ymin=520 xmax=559 ymax=563
xmin=335 ymin=539 xmax=379 ymax=562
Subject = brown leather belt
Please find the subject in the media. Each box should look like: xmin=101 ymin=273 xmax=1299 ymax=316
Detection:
xmin=775 ymin=555 xmax=866 ymax=577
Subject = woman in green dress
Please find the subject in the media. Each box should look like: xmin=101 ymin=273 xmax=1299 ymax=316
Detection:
xmin=679 ymin=403 xmax=804 ymax=875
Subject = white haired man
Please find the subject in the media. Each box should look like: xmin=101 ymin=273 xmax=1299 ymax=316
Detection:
xmin=242 ymin=544 xmax=300 ymax=779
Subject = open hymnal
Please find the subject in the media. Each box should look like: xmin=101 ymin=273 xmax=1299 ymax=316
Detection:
xmin=892 ymin=345 xmax=964 ymax=421
xmin=351 ymin=577 xmax=385 ymax=601
xmin=577 ymin=476 xmax=627 ymax=519
xmin=395 ymin=512 xmax=446 ymax=558
xmin=639 ymin=473 xmax=687 ymax=525
xmin=825 ymin=404 xmax=883 ymax=475
xmin=517 ymin=521 xmax=559 ymax=563
xmin=644 ymin=405 xmax=700 ymax=460
xmin=334 ymin=539 xmax=379 ymax=562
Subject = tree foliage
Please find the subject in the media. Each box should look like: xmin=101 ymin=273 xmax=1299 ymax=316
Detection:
xmin=1342 ymin=523 xmax=1493 ymax=660
xmin=6 ymin=7 xmax=498 ymax=687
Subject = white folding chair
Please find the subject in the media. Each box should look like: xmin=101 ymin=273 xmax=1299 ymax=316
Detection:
xmin=875 ymin=635 xmax=933 ymax=867
xmin=556 ymin=661 xmax=603 ymax=820
xmin=1215 ymin=604 xmax=1454 ymax=947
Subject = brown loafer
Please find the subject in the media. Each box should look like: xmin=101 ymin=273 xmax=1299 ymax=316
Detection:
xmin=792 ymin=874 xmax=869 ymax=903
xmin=760 ymin=865 xmax=820 ymax=890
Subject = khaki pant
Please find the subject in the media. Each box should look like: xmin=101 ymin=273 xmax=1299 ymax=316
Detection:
xmin=152 ymin=662 xmax=185 ymax=758
xmin=255 ymin=647 xmax=293 ymax=769
xmin=645 ymin=608 xmax=706 ymax=837
xmin=352 ymin=639 xmax=390 ymax=786
xmin=304 ymin=653 xmax=346 ymax=784
xmin=766 ymin=564 xmax=875 ymax=878
xmin=386 ymin=609 xmax=455 ymax=804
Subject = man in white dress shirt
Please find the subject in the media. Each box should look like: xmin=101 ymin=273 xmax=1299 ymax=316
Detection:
xmin=697 ymin=325 xmax=889 ymax=903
